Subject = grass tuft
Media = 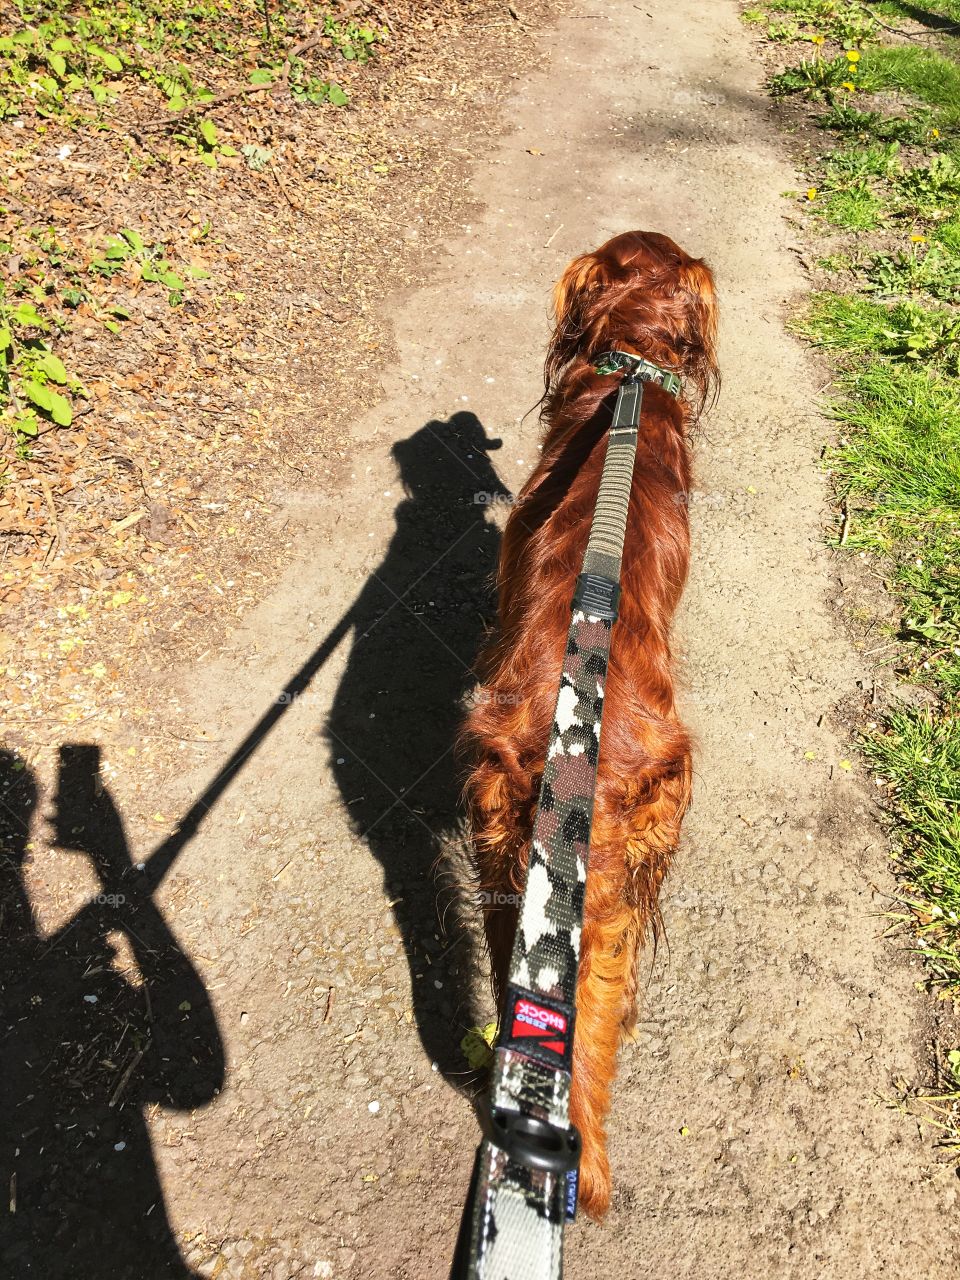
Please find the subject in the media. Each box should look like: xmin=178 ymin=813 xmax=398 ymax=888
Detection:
xmin=864 ymin=710 xmax=960 ymax=978
xmin=823 ymin=183 xmax=884 ymax=228
xmin=862 ymin=46 xmax=960 ymax=130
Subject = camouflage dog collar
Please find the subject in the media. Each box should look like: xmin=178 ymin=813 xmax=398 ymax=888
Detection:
xmin=592 ymin=349 xmax=682 ymax=398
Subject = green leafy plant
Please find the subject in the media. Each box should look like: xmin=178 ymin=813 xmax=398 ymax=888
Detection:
xmin=327 ymin=18 xmax=381 ymax=63
xmin=0 ymin=295 xmax=83 ymax=442
xmin=768 ymin=0 xmax=877 ymax=41
xmin=241 ymin=143 xmax=273 ymax=171
xmin=88 ymin=227 xmax=207 ymax=305
xmin=172 ymin=116 xmax=239 ymax=167
xmin=817 ymin=102 xmax=937 ymax=145
xmin=768 ymin=20 xmax=802 ymax=41
xmin=772 ymin=53 xmax=854 ymax=98
xmin=865 ymin=244 xmax=960 ymax=304
xmin=824 ymin=140 xmax=902 ymax=182
xmin=896 ymin=155 xmax=960 ymax=218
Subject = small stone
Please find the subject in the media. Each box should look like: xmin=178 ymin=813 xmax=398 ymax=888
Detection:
xmin=731 ymin=1017 xmax=759 ymax=1046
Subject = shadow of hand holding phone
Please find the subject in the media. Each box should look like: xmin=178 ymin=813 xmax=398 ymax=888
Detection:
xmin=1 ymin=746 xmax=224 ymax=1279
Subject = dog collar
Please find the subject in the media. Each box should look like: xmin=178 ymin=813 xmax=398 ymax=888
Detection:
xmin=592 ymin=349 xmax=683 ymax=398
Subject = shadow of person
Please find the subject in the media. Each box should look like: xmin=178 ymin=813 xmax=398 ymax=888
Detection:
xmin=325 ymin=411 xmax=511 ymax=1077
xmin=0 ymin=746 xmax=224 ymax=1279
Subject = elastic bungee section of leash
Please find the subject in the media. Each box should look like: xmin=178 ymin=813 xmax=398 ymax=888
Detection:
xmin=449 ymin=351 xmax=684 ymax=1280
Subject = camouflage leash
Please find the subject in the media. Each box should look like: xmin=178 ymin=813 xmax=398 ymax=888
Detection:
xmin=450 ymin=353 xmax=683 ymax=1280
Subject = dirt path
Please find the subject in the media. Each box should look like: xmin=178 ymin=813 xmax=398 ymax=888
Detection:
xmin=73 ymin=2 xmax=958 ymax=1276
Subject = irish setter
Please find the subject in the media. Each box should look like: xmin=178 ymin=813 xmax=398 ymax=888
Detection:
xmin=461 ymin=230 xmax=718 ymax=1219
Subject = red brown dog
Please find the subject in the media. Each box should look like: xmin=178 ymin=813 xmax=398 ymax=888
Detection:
xmin=461 ymin=230 xmax=719 ymax=1218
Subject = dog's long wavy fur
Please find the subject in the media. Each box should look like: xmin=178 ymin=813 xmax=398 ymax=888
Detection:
xmin=460 ymin=230 xmax=719 ymax=1220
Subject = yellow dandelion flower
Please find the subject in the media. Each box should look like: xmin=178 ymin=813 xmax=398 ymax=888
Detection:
xmin=807 ymin=187 xmax=818 ymax=200
xmin=811 ymin=34 xmax=825 ymax=45
xmin=910 ymin=234 xmax=927 ymax=243
xmin=846 ymin=50 xmax=861 ymax=62
xmin=931 ymin=128 xmax=941 ymax=139
xmin=841 ymin=81 xmax=856 ymax=92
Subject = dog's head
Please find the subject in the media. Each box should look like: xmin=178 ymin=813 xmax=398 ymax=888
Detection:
xmin=547 ymin=231 xmax=719 ymax=414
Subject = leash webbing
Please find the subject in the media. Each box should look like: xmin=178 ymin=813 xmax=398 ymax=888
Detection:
xmin=450 ymin=354 xmax=681 ymax=1280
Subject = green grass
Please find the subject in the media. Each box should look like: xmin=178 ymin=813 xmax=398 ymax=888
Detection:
xmin=827 ymin=361 xmax=960 ymax=550
xmin=864 ymin=710 xmax=960 ymax=980
xmin=936 ymin=212 xmax=960 ymax=249
xmin=821 ymin=350 xmax=960 ymax=694
xmin=797 ymin=293 xmax=960 ymax=361
xmin=878 ymin=0 xmax=960 ymax=21
xmin=791 ymin=297 xmax=960 ymax=995
xmin=862 ymin=46 xmax=960 ymax=130
xmin=823 ymin=183 xmax=885 ymax=228
xmin=818 ymin=102 xmax=935 ymax=144
xmin=865 ymin=242 xmax=960 ymax=303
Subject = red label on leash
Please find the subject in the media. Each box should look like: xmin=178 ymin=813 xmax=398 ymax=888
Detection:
xmin=511 ymin=998 xmax=569 ymax=1059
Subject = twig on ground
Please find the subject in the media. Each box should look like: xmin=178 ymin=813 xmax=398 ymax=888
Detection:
xmin=109 ymin=1039 xmax=151 ymax=1107
xmin=270 ymin=162 xmax=303 ymax=212
xmin=39 ymin=476 xmax=62 ymax=565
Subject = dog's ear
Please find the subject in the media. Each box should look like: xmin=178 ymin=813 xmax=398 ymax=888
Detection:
xmin=552 ymin=251 xmax=611 ymax=332
xmin=679 ymin=261 xmax=717 ymax=341
xmin=677 ymin=259 xmax=720 ymax=410
xmin=547 ymin=251 xmax=615 ymax=386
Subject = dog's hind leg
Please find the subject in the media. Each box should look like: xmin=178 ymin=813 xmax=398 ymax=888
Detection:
xmin=569 ymin=890 xmax=638 ymax=1220
xmin=571 ymin=760 xmax=690 ymax=1218
xmin=463 ymin=748 xmax=536 ymax=1006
